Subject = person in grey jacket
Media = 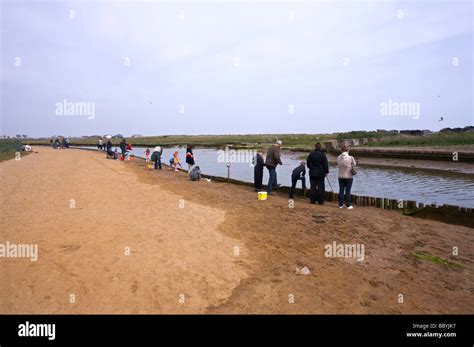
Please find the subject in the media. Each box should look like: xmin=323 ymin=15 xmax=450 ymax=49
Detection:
xmin=189 ymin=166 xmax=201 ymax=181
xmin=337 ymin=145 xmax=357 ymax=209
xmin=265 ymin=140 xmax=283 ymax=194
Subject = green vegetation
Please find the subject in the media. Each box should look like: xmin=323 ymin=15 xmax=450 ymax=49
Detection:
xmin=0 ymin=139 xmax=25 ymax=162
xmin=411 ymin=251 xmax=464 ymax=270
xmin=27 ymin=134 xmax=338 ymax=151
xmin=367 ymin=132 xmax=474 ymax=147
xmin=23 ymin=130 xmax=474 ymax=150
xmin=23 ymin=131 xmax=395 ymax=151
xmin=335 ymin=130 xmax=396 ymax=140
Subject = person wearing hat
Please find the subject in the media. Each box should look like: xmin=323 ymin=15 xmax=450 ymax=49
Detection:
xmin=265 ymin=140 xmax=283 ymax=195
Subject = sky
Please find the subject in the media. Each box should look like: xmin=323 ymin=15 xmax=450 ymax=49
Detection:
xmin=1 ymin=0 xmax=473 ymax=137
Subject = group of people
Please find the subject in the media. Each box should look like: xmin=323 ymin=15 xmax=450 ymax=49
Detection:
xmin=145 ymin=144 xmax=201 ymax=181
xmin=96 ymin=137 xmax=356 ymax=206
xmin=254 ymin=141 xmax=357 ymax=209
xmin=98 ymin=137 xmax=118 ymax=160
xmin=50 ymin=137 xmax=69 ymax=149
xmin=100 ymin=138 xmax=202 ymax=181
xmin=98 ymin=137 xmax=134 ymax=161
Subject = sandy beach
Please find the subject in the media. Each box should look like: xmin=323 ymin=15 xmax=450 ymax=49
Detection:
xmin=0 ymin=147 xmax=472 ymax=313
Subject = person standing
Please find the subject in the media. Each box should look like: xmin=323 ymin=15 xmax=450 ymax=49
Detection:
xmin=337 ymin=145 xmax=357 ymax=209
xmin=106 ymin=139 xmax=114 ymax=157
xmin=306 ymin=142 xmax=329 ymax=204
xmin=98 ymin=138 xmax=103 ymax=151
xmin=289 ymin=161 xmax=306 ymax=199
xmin=119 ymin=138 xmax=127 ymax=159
xmin=145 ymin=148 xmax=150 ymax=162
xmin=186 ymin=145 xmax=195 ymax=176
xmin=253 ymin=149 xmax=265 ymax=191
xmin=152 ymin=146 xmax=162 ymax=169
xmin=265 ymin=140 xmax=283 ymax=195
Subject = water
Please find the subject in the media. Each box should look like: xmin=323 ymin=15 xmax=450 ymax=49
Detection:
xmin=78 ymin=146 xmax=474 ymax=208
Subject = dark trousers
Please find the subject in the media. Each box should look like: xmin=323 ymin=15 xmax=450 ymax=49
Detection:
xmin=266 ymin=166 xmax=277 ymax=193
xmin=254 ymin=168 xmax=263 ymax=190
xmin=289 ymin=177 xmax=306 ymax=199
xmin=338 ymin=178 xmax=353 ymax=207
xmin=154 ymin=157 xmax=162 ymax=169
xmin=309 ymin=176 xmax=325 ymax=204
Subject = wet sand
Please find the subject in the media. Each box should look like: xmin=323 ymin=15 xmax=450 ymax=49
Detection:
xmin=0 ymin=147 xmax=472 ymax=313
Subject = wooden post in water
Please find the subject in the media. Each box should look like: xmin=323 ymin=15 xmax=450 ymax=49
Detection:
xmin=390 ymin=199 xmax=397 ymax=210
xmin=376 ymin=197 xmax=383 ymax=208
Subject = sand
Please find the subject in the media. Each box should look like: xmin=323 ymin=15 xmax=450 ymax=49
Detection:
xmin=0 ymin=147 xmax=472 ymax=313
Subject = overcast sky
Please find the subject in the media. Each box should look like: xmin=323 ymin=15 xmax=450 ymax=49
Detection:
xmin=1 ymin=0 xmax=472 ymax=137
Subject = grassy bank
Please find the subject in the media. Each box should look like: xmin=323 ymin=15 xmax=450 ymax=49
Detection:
xmin=26 ymin=131 xmax=394 ymax=150
xmin=23 ymin=130 xmax=474 ymax=150
xmin=366 ymin=132 xmax=474 ymax=147
xmin=0 ymin=139 xmax=25 ymax=162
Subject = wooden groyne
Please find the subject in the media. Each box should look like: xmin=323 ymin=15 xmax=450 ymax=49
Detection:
xmin=194 ymin=171 xmax=473 ymax=229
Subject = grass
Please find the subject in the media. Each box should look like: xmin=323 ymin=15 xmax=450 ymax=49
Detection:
xmin=0 ymin=139 xmax=25 ymax=162
xmin=22 ymin=130 xmax=474 ymax=150
xmin=24 ymin=131 xmax=396 ymax=150
xmin=411 ymin=251 xmax=464 ymax=270
xmin=366 ymin=132 xmax=474 ymax=147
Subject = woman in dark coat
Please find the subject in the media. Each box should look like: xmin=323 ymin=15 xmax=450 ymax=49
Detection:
xmin=253 ymin=149 xmax=265 ymax=191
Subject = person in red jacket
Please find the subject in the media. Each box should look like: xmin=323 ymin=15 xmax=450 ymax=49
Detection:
xmin=125 ymin=143 xmax=132 ymax=161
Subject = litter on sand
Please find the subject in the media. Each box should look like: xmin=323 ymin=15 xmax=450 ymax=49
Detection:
xmin=295 ymin=266 xmax=311 ymax=275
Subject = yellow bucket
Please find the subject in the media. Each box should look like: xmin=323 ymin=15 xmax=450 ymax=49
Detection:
xmin=258 ymin=191 xmax=268 ymax=201
xmin=147 ymin=164 xmax=153 ymax=169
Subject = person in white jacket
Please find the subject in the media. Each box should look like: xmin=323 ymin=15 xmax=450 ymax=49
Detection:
xmin=337 ymin=145 xmax=357 ymax=209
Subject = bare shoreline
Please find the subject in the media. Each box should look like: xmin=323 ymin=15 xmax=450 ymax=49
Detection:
xmin=0 ymin=147 xmax=472 ymax=314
